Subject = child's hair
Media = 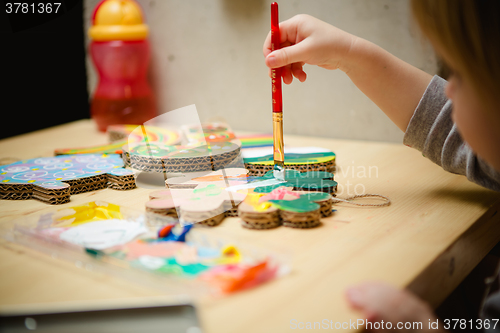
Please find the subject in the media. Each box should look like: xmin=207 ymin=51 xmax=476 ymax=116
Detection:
xmin=411 ymin=0 xmax=500 ymax=109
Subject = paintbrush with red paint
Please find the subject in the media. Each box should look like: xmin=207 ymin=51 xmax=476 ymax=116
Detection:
xmin=271 ymin=2 xmax=285 ymax=181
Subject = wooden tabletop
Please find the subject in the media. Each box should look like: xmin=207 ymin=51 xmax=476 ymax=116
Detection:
xmin=1 ymin=119 xmax=499 ymax=332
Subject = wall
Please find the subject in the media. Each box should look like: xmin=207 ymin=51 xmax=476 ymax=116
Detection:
xmin=84 ymin=0 xmax=437 ymax=143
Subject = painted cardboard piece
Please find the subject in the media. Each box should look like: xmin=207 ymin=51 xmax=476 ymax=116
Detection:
xmin=243 ymin=146 xmax=336 ymax=176
xmin=124 ymin=122 xmax=241 ymax=173
xmin=56 ymin=123 xmax=242 ymax=173
xmin=146 ymin=168 xmax=250 ymax=226
xmin=0 ymin=154 xmax=135 ymax=204
xmin=124 ymin=141 xmax=241 ymax=173
xmin=253 ymin=169 xmax=338 ymax=194
xmin=238 ymin=187 xmax=334 ymax=229
xmin=145 ymin=169 xmax=337 ymax=229
xmin=55 ymin=125 xmax=181 ymax=155
xmin=55 ymin=124 xmax=335 ymax=178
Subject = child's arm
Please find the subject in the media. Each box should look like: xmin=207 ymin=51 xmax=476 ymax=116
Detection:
xmin=263 ymin=14 xmax=432 ymax=132
xmin=264 ymin=14 xmax=500 ymax=191
xmin=403 ymin=76 xmax=500 ymax=191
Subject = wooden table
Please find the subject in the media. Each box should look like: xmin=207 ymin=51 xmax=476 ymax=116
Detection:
xmin=1 ymin=119 xmax=499 ymax=332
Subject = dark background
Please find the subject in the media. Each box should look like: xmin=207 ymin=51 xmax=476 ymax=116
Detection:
xmin=0 ymin=0 xmax=89 ymax=140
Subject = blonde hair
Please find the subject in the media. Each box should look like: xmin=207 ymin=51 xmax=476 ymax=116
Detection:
xmin=411 ymin=0 xmax=500 ymax=108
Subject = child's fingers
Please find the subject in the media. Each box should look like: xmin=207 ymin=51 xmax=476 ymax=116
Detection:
xmin=263 ymin=30 xmax=272 ymax=57
xmin=291 ymin=62 xmax=307 ymax=82
xmin=269 ymin=64 xmax=301 ymax=85
xmin=264 ymin=34 xmax=294 ymax=61
xmin=345 ymin=287 xmax=365 ymax=309
xmin=263 ymin=15 xmax=303 ymax=56
xmin=280 ymin=40 xmax=293 ymax=49
xmin=282 ymin=65 xmax=293 ymax=84
xmin=265 ymin=41 xmax=310 ymax=69
xmin=278 ymin=15 xmax=305 ymax=45
xmin=346 ymin=282 xmax=404 ymax=315
xmin=263 ymin=15 xmax=311 ymax=68
xmin=346 ymin=282 xmax=438 ymax=333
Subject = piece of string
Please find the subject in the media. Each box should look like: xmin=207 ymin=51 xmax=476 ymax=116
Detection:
xmin=332 ymin=194 xmax=391 ymax=207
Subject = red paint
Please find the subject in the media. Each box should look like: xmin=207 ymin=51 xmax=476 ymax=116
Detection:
xmin=204 ymin=261 xmax=277 ymax=293
xmin=158 ymin=224 xmax=174 ymax=238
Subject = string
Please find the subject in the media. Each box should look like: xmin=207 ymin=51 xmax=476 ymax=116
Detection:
xmin=331 ymin=194 xmax=391 ymax=207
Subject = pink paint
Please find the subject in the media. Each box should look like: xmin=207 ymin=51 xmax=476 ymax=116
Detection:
xmin=124 ymin=240 xmax=186 ymax=260
xmin=259 ymin=187 xmax=300 ymax=203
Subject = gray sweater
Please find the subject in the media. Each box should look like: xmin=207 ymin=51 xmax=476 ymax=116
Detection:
xmin=403 ymin=75 xmax=500 ymax=192
xmin=404 ymin=75 xmax=500 ymax=330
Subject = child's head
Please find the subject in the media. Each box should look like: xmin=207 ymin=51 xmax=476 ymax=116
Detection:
xmin=411 ymin=0 xmax=500 ymax=171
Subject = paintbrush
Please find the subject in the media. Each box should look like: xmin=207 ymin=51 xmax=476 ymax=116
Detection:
xmin=271 ymin=2 xmax=285 ymax=181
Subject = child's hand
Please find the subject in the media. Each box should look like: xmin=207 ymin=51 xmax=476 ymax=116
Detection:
xmin=346 ymin=282 xmax=446 ymax=332
xmin=263 ymin=14 xmax=431 ymax=131
xmin=263 ymin=14 xmax=356 ymax=84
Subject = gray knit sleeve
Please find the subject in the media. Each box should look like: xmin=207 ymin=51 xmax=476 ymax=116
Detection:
xmin=403 ymin=75 xmax=500 ymax=192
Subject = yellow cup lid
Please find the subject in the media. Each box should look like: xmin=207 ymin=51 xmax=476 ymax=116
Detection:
xmin=89 ymin=0 xmax=148 ymax=41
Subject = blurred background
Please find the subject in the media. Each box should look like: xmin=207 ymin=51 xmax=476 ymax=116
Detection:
xmin=1 ymin=0 xmax=88 ymax=139
xmin=2 ymin=0 xmax=438 ymax=142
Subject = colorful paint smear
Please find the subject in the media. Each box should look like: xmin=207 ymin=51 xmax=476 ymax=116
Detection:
xmin=0 ymin=154 xmax=133 ymax=190
xmin=13 ymin=201 xmax=285 ymax=295
xmin=55 ymin=125 xmax=180 ymax=155
xmin=242 ymin=147 xmax=335 ymax=166
xmin=245 ymin=186 xmax=327 ymax=213
xmin=238 ymin=134 xmax=274 ymax=149
xmin=253 ymin=170 xmax=337 ymax=193
xmin=52 ymin=201 xmax=123 ymax=227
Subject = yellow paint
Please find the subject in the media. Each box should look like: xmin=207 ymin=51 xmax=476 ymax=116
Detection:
xmin=244 ymin=193 xmax=272 ymax=212
xmin=32 ymin=168 xmax=39 ymax=171
xmin=2 ymin=180 xmax=9 ymax=182
xmin=27 ymin=180 xmax=36 ymax=183
xmin=51 ymin=201 xmax=123 ymax=227
xmin=56 ymin=178 xmax=62 ymax=180
xmin=213 ymin=245 xmax=241 ymax=265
